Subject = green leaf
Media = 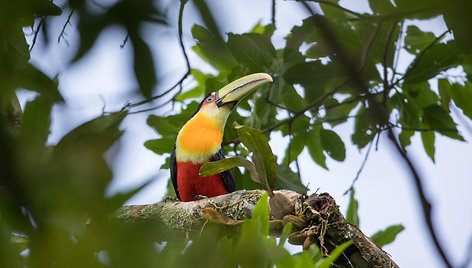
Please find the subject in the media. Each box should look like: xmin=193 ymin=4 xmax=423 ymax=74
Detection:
xmin=368 ymin=0 xmax=395 ymax=14
xmin=404 ymin=41 xmax=463 ymax=84
xmin=192 ymin=25 xmax=237 ymax=70
xmin=54 ymin=111 xmax=127 ymax=160
xmin=404 ymin=26 xmax=436 ymax=55
xmin=422 ymin=104 xmax=463 ymax=140
xmin=21 ymin=95 xmax=52 ymax=148
xmin=307 ymin=125 xmax=327 ymax=169
xmin=352 ymin=106 xmax=376 ymax=149
xmin=227 ymin=32 xmax=276 ymax=72
xmin=252 ymin=193 xmax=269 ymax=235
xmin=278 ymin=222 xmax=292 ymax=248
xmin=437 ymin=79 xmax=451 ymax=111
xmin=147 ymin=115 xmax=181 ymax=136
xmin=390 ymin=92 xmax=420 ymax=128
xmin=421 ymin=129 xmax=436 ymax=162
xmin=17 ymin=62 xmax=62 ymax=102
xmin=371 ymin=224 xmax=405 ymax=248
xmin=275 ymin=165 xmax=308 ymax=194
xmin=144 ymin=137 xmax=174 ymax=155
xmin=284 ymin=61 xmax=345 ymax=102
xmin=323 ymin=97 xmax=358 ymax=127
xmin=398 ymin=129 xmax=415 ymax=149
xmin=450 ymin=82 xmax=472 ymax=119
xmin=236 ymin=125 xmax=277 ymax=191
xmin=441 ymin=1 xmax=472 ymax=54
xmin=199 ymin=156 xmax=258 ymax=183
xmin=316 ymin=241 xmax=352 ymax=268
xmin=320 ymin=129 xmax=346 ymax=161
xmin=131 ymin=35 xmax=156 ymax=99
xmin=346 ymin=188 xmax=359 ymax=227
xmin=404 ymin=82 xmax=439 ymax=108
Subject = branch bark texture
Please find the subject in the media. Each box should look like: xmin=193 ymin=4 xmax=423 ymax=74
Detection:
xmin=117 ymin=190 xmax=398 ymax=267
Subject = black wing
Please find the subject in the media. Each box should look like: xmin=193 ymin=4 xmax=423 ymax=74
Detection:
xmin=213 ymin=147 xmax=236 ymax=192
xmin=170 ymin=146 xmax=180 ymax=200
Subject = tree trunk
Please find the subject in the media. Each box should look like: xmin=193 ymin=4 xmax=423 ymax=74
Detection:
xmin=116 ymin=190 xmax=399 ymax=268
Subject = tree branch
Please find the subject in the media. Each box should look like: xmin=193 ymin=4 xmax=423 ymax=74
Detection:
xmin=386 ymin=129 xmax=452 ymax=268
xmin=117 ymin=190 xmax=398 ymax=267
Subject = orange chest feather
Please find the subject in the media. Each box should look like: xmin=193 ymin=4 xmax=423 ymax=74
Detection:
xmin=177 ymin=113 xmax=223 ymax=154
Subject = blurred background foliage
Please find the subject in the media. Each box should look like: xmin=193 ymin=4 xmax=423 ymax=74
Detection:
xmin=1 ymin=0 xmax=472 ymax=267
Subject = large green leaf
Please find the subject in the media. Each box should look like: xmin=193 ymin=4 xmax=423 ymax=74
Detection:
xmin=404 ymin=26 xmax=437 ymax=55
xmin=199 ymin=156 xmax=258 ymax=183
xmin=275 ymin=165 xmax=308 ymax=193
xmin=21 ymin=96 xmax=52 ymax=148
xmin=227 ymin=32 xmax=276 ymax=72
xmin=147 ymin=115 xmax=181 ymax=136
xmin=371 ymin=224 xmax=405 ymax=248
xmin=192 ymin=25 xmax=237 ymax=70
xmin=320 ymin=129 xmax=346 ymax=162
xmin=404 ymin=41 xmax=463 ymax=84
xmin=421 ymin=129 xmax=435 ymax=162
xmin=450 ymin=82 xmax=472 ymax=120
xmin=131 ymin=34 xmax=157 ymax=99
xmin=236 ymin=125 xmax=277 ymax=191
xmin=323 ymin=97 xmax=359 ymax=127
xmin=144 ymin=137 xmax=174 ymax=155
xmin=352 ymin=106 xmax=376 ymax=149
xmin=437 ymin=79 xmax=452 ymax=111
xmin=307 ymin=125 xmax=327 ymax=169
xmin=422 ymin=104 xmax=463 ymax=140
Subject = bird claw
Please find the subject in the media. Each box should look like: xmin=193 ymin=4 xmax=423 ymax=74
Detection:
xmin=164 ymin=196 xmax=180 ymax=202
xmin=194 ymin=195 xmax=208 ymax=201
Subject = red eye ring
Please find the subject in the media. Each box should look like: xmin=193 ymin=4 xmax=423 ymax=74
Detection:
xmin=206 ymin=95 xmax=215 ymax=103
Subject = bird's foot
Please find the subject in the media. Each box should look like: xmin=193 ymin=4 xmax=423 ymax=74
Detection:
xmin=164 ymin=196 xmax=180 ymax=202
xmin=194 ymin=195 xmax=208 ymax=201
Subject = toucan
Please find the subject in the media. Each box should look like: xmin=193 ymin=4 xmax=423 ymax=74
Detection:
xmin=170 ymin=73 xmax=273 ymax=202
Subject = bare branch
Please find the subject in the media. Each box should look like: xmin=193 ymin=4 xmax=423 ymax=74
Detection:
xmin=343 ymin=132 xmax=376 ymax=195
xmin=30 ymin=17 xmax=46 ymax=52
xmin=58 ymin=9 xmax=75 ymax=46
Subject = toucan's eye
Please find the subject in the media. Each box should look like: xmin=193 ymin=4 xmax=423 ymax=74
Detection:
xmin=206 ymin=95 xmax=215 ymax=103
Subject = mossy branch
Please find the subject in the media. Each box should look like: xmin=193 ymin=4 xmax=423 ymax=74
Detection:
xmin=116 ymin=190 xmax=399 ymax=267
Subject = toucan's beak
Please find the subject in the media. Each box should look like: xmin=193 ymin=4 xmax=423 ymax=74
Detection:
xmin=215 ymin=73 xmax=273 ymax=108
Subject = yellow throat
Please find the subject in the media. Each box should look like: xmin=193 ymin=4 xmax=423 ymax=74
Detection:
xmin=175 ymin=105 xmax=230 ymax=163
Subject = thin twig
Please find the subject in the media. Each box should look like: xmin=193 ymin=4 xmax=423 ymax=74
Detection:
xmin=120 ymin=34 xmax=129 ymax=48
xmin=271 ymin=0 xmax=276 ymax=26
xmin=30 ymin=17 xmax=46 ymax=52
xmin=58 ymin=9 xmax=75 ymax=45
xmin=343 ymin=133 xmax=375 ymax=195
